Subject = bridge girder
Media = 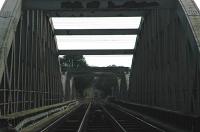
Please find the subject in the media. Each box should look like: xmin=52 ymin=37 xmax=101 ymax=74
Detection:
xmin=58 ymin=49 xmax=134 ymax=55
xmin=62 ymin=67 xmax=130 ymax=73
xmin=54 ymin=29 xmax=139 ymax=35
xmin=129 ymin=0 xmax=200 ymax=114
xmin=0 ymin=1 xmax=64 ymax=115
xmin=23 ymin=0 xmax=161 ymax=10
xmin=22 ymin=0 xmax=175 ymax=17
xmin=1 ymin=0 xmax=200 ymax=118
xmin=47 ymin=9 xmax=145 ymax=17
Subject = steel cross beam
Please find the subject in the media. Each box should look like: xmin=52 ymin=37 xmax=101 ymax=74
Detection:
xmin=47 ymin=9 xmax=146 ymax=17
xmin=23 ymin=0 xmax=160 ymax=10
xmin=69 ymin=72 xmax=118 ymax=77
xmin=22 ymin=0 xmax=164 ymax=17
xmin=58 ymin=49 xmax=134 ymax=55
xmin=62 ymin=67 xmax=130 ymax=73
xmin=54 ymin=29 xmax=139 ymax=35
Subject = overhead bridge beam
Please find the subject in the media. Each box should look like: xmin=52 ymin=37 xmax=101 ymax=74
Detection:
xmin=47 ymin=9 xmax=146 ymax=17
xmin=23 ymin=0 xmax=159 ymax=17
xmin=54 ymin=29 xmax=139 ymax=35
xmin=58 ymin=49 xmax=134 ymax=55
xmin=64 ymin=67 xmax=130 ymax=73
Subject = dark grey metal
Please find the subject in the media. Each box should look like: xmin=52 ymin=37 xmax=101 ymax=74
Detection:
xmin=22 ymin=0 xmax=168 ymax=17
xmin=101 ymin=105 xmax=127 ymax=132
xmin=0 ymin=9 xmax=63 ymax=115
xmin=77 ymin=103 xmax=91 ymax=132
xmin=58 ymin=49 xmax=134 ymax=55
xmin=129 ymin=3 xmax=200 ymax=115
xmin=54 ymin=29 xmax=139 ymax=35
xmin=63 ymin=67 xmax=130 ymax=73
xmin=47 ymin=9 xmax=146 ymax=17
xmin=1 ymin=0 xmax=200 ymax=123
xmin=23 ymin=0 xmax=160 ymax=10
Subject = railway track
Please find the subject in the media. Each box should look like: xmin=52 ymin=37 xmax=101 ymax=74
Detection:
xmin=41 ymin=103 xmax=164 ymax=132
xmin=103 ymin=105 xmax=164 ymax=132
xmin=83 ymin=104 xmax=119 ymax=132
xmin=41 ymin=104 xmax=89 ymax=132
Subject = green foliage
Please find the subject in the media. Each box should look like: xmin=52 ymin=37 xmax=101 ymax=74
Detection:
xmin=60 ymin=55 xmax=93 ymax=98
xmin=74 ymin=76 xmax=94 ymax=98
xmin=60 ymin=55 xmax=88 ymax=72
xmin=95 ymin=76 xmax=117 ymax=98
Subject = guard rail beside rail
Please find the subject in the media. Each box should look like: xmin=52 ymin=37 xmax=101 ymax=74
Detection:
xmin=15 ymin=100 xmax=79 ymax=131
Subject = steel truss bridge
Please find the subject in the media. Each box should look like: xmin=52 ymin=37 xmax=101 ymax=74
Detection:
xmin=0 ymin=0 xmax=200 ymax=131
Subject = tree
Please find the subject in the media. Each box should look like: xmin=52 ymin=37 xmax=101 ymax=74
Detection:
xmin=94 ymin=76 xmax=117 ymax=98
xmin=60 ymin=55 xmax=88 ymax=72
xmin=60 ymin=55 xmax=92 ymax=98
xmin=74 ymin=76 xmax=94 ymax=98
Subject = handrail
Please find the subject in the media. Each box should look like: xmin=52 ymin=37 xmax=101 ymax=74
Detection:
xmin=15 ymin=100 xmax=79 ymax=131
xmin=77 ymin=102 xmax=92 ymax=132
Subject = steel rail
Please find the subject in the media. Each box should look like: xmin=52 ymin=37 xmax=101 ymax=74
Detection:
xmin=101 ymin=105 xmax=127 ymax=132
xmin=40 ymin=102 xmax=81 ymax=132
xmin=77 ymin=102 xmax=92 ymax=132
xmin=104 ymin=104 xmax=165 ymax=132
xmin=114 ymin=105 xmax=165 ymax=132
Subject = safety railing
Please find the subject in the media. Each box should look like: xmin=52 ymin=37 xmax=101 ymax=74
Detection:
xmin=15 ymin=100 xmax=79 ymax=131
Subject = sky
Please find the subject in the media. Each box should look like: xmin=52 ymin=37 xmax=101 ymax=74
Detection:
xmin=195 ymin=0 xmax=200 ymax=9
xmin=0 ymin=0 xmax=200 ymax=67
xmin=0 ymin=0 xmax=5 ymax=10
xmin=53 ymin=17 xmax=140 ymax=67
xmin=56 ymin=35 xmax=137 ymax=50
xmin=53 ymin=17 xmax=141 ymax=67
